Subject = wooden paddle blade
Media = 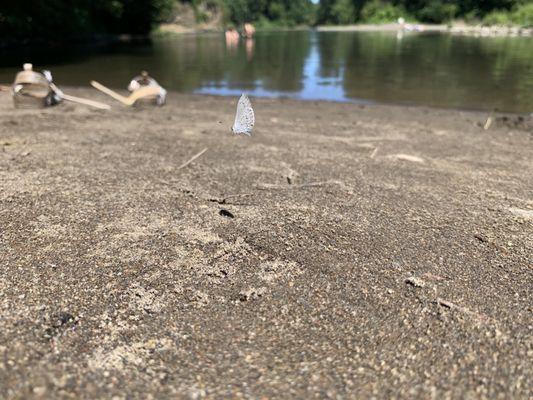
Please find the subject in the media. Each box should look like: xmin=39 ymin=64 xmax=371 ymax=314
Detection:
xmin=61 ymin=93 xmax=111 ymax=110
xmin=90 ymin=80 xmax=128 ymax=104
xmin=124 ymin=86 xmax=162 ymax=106
xmin=91 ymin=80 xmax=162 ymax=106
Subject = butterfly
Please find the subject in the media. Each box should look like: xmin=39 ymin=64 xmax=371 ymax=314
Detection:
xmin=232 ymin=94 xmax=254 ymax=136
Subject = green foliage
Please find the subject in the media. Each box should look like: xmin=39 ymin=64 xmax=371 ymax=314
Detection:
xmin=316 ymin=0 xmax=529 ymax=25
xmin=217 ymin=0 xmax=315 ymax=26
xmin=1 ymin=0 xmax=530 ymax=41
xmin=360 ymin=0 xmax=407 ymax=23
xmin=317 ymin=0 xmax=368 ymax=24
xmin=416 ymin=2 xmax=458 ymax=23
xmin=510 ymin=3 xmax=533 ymax=27
xmin=482 ymin=10 xmax=513 ymax=25
xmin=481 ymin=3 xmax=533 ymax=27
xmin=331 ymin=0 xmax=357 ymax=24
xmin=0 ymin=0 xmax=175 ymax=40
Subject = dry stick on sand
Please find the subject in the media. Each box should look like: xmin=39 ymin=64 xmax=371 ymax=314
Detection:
xmin=484 ymin=109 xmax=495 ymax=130
xmin=435 ymin=298 xmax=491 ymax=323
xmin=177 ymin=148 xmax=208 ymax=170
xmin=153 ymin=179 xmax=251 ymax=205
xmin=255 ymin=181 xmax=341 ymax=190
xmin=207 ymin=193 xmax=253 ymax=205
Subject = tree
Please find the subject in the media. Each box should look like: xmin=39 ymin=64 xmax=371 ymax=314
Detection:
xmin=0 ymin=0 xmax=175 ymax=40
xmin=221 ymin=0 xmax=314 ymax=26
xmin=315 ymin=0 xmax=527 ymax=24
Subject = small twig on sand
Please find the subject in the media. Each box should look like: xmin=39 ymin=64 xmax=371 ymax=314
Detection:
xmin=152 ymin=181 xmax=250 ymax=205
xmin=405 ymin=276 xmax=427 ymax=288
xmin=152 ymin=180 xmax=196 ymax=196
xmin=435 ymin=298 xmax=491 ymax=324
xmin=10 ymin=148 xmax=31 ymax=160
xmin=177 ymin=148 xmax=208 ymax=170
xmin=255 ymin=181 xmax=340 ymax=190
xmin=435 ymin=298 xmax=478 ymax=317
xmin=484 ymin=116 xmax=493 ymax=130
xmin=207 ymin=193 xmax=253 ymax=204
xmin=436 ymin=299 xmax=460 ymax=309
xmin=370 ymin=147 xmax=379 ymax=159
xmin=483 ymin=109 xmax=496 ymax=130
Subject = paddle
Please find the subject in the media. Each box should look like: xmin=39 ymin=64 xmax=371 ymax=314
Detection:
xmin=61 ymin=93 xmax=111 ymax=110
xmin=3 ymin=82 xmax=110 ymax=110
xmin=90 ymin=80 xmax=161 ymax=106
xmin=49 ymin=83 xmax=111 ymax=110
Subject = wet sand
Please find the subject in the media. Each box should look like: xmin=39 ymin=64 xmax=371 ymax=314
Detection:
xmin=0 ymin=89 xmax=531 ymax=398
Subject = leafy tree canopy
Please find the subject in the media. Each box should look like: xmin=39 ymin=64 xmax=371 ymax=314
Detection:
xmin=0 ymin=0 xmax=531 ymax=41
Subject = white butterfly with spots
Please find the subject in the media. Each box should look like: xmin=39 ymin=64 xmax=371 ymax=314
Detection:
xmin=232 ymin=94 xmax=254 ymax=136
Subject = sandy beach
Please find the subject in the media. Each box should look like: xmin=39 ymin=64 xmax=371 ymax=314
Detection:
xmin=0 ymin=89 xmax=531 ymax=398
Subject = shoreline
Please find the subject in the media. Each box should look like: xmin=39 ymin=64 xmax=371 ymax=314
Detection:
xmin=192 ymin=91 xmax=531 ymax=117
xmin=1 ymin=22 xmax=530 ymax=49
xmin=0 ymin=89 xmax=531 ymax=397
xmin=316 ymin=22 xmax=533 ymax=36
xmin=157 ymin=22 xmax=533 ymax=38
xmin=0 ymin=33 xmax=153 ymax=51
xmin=1 ymin=85 xmax=530 ymax=116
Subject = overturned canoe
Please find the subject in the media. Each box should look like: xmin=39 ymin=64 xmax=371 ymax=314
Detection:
xmin=127 ymin=71 xmax=167 ymax=106
xmin=12 ymin=64 xmax=56 ymax=109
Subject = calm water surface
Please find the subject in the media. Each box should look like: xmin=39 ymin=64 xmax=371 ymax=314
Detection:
xmin=1 ymin=31 xmax=532 ymax=113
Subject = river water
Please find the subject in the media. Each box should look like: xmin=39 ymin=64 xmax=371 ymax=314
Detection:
xmin=0 ymin=30 xmax=531 ymax=113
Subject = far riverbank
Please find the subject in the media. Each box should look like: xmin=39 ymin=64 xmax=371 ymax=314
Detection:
xmin=316 ymin=22 xmax=533 ymax=36
xmin=157 ymin=21 xmax=533 ymax=37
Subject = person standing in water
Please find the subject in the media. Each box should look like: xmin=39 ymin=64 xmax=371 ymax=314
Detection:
xmin=225 ymin=26 xmax=240 ymax=49
xmin=243 ymin=22 xmax=255 ymax=38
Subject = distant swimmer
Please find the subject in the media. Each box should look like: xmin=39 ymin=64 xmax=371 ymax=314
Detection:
xmin=243 ymin=22 xmax=255 ymax=38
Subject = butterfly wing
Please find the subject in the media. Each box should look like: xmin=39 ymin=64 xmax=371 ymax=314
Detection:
xmin=232 ymin=94 xmax=254 ymax=136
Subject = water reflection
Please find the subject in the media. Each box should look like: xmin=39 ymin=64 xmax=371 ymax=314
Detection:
xmin=0 ymin=31 xmax=531 ymax=113
xmin=245 ymin=38 xmax=254 ymax=61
